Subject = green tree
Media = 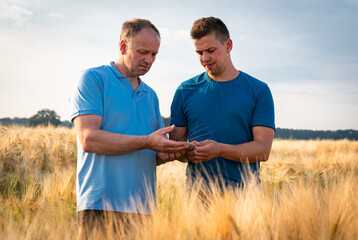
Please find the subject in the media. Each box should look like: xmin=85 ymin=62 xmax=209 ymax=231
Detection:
xmin=29 ymin=109 xmax=61 ymax=127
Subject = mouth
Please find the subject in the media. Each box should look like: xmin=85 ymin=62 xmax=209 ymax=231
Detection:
xmin=204 ymin=62 xmax=215 ymax=69
xmin=139 ymin=64 xmax=150 ymax=71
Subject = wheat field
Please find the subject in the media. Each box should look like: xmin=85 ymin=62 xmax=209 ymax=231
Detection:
xmin=0 ymin=124 xmax=357 ymax=239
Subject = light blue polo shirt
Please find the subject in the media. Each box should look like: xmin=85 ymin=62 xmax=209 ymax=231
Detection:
xmin=69 ymin=62 xmax=164 ymax=214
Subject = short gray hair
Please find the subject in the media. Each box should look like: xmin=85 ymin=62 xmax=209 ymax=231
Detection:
xmin=120 ymin=18 xmax=160 ymax=42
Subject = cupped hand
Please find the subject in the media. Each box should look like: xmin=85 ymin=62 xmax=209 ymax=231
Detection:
xmin=188 ymin=140 xmax=221 ymax=163
xmin=147 ymin=125 xmax=187 ymax=153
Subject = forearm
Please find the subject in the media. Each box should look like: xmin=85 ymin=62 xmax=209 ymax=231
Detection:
xmin=218 ymin=140 xmax=272 ymax=163
xmin=80 ymin=128 xmax=149 ymax=155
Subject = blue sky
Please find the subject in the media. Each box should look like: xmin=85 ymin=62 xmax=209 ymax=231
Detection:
xmin=0 ymin=0 xmax=357 ymax=130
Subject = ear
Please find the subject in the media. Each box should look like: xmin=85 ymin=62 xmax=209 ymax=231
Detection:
xmin=119 ymin=40 xmax=127 ymax=55
xmin=225 ymin=39 xmax=233 ymax=53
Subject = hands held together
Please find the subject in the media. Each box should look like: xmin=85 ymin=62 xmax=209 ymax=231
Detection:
xmin=157 ymin=139 xmax=221 ymax=164
xmin=149 ymin=125 xmax=221 ymax=164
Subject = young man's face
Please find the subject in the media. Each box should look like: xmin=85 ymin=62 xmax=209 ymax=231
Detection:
xmin=193 ymin=32 xmax=231 ymax=78
xmin=123 ymin=28 xmax=160 ymax=78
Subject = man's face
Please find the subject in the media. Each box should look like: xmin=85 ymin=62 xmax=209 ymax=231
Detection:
xmin=193 ymin=32 xmax=230 ymax=78
xmin=123 ymin=28 xmax=160 ymax=78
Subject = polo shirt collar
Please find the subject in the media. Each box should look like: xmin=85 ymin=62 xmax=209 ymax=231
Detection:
xmin=109 ymin=61 xmax=149 ymax=92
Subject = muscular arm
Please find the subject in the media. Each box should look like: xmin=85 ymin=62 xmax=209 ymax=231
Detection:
xmin=74 ymin=114 xmax=186 ymax=155
xmin=188 ymin=126 xmax=275 ymax=163
xmin=218 ymin=126 xmax=275 ymax=162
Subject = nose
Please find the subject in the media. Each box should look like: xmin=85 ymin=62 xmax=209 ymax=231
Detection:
xmin=201 ymin=52 xmax=210 ymax=62
xmin=144 ymin=54 xmax=154 ymax=65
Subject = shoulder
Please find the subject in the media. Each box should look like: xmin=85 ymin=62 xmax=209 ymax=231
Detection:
xmin=239 ymin=71 xmax=268 ymax=88
xmin=81 ymin=65 xmax=109 ymax=80
xmin=239 ymin=71 xmax=272 ymax=95
xmin=177 ymin=72 xmax=207 ymax=90
xmin=78 ymin=65 xmax=112 ymax=88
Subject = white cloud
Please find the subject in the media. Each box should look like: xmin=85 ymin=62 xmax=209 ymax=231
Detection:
xmin=158 ymin=28 xmax=191 ymax=45
xmin=0 ymin=4 xmax=33 ymax=27
xmin=48 ymin=12 xmax=64 ymax=18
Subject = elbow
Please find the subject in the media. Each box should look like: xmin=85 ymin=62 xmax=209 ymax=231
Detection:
xmin=260 ymin=152 xmax=270 ymax=162
xmin=79 ymin=132 xmax=96 ymax=153
xmin=81 ymin=142 xmax=94 ymax=153
xmin=258 ymin=140 xmax=273 ymax=162
xmin=260 ymin=148 xmax=272 ymax=162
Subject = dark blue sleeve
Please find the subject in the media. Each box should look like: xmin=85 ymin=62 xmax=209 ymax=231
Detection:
xmin=170 ymin=87 xmax=187 ymax=127
xmin=252 ymin=84 xmax=275 ymax=130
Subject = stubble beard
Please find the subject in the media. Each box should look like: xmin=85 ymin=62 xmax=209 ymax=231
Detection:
xmin=205 ymin=63 xmax=222 ymax=77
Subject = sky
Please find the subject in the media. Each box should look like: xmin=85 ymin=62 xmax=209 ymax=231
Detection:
xmin=0 ymin=0 xmax=357 ymax=130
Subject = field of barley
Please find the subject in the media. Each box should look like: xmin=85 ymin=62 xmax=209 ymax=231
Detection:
xmin=0 ymin=124 xmax=358 ymax=239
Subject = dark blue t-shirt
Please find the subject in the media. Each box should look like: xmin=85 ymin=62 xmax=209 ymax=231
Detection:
xmin=170 ymin=71 xmax=275 ymax=189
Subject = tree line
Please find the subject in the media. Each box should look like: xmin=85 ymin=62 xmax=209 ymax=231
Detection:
xmin=1 ymin=110 xmax=357 ymax=140
xmin=161 ymin=117 xmax=358 ymax=140
xmin=0 ymin=109 xmax=73 ymax=128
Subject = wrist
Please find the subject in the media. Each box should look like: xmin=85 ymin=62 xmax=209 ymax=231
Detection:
xmin=216 ymin=142 xmax=225 ymax=158
xmin=143 ymin=135 xmax=151 ymax=150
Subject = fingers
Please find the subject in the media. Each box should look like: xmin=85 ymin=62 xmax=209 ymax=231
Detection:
xmin=168 ymin=153 xmax=176 ymax=160
xmin=160 ymin=139 xmax=187 ymax=153
xmin=187 ymin=147 xmax=211 ymax=163
xmin=186 ymin=149 xmax=196 ymax=161
xmin=158 ymin=125 xmax=176 ymax=135
xmin=185 ymin=143 xmax=195 ymax=151
xmin=161 ymin=151 xmax=183 ymax=162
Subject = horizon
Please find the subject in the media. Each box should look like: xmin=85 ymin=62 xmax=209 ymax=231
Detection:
xmin=1 ymin=113 xmax=358 ymax=131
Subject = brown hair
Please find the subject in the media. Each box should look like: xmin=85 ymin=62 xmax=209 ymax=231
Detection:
xmin=190 ymin=17 xmax=230 ymax=44
xmin=120 ymin=18 xmax=160 ymax=42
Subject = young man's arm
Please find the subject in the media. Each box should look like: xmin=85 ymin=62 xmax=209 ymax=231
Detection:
xmin=185 ymin=126 xmax=275 ymax=163
xmin=74 ymin=114 xmax=187 ymax=155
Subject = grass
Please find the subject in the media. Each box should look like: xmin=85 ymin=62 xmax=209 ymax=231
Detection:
xmin=0 ymin=125 xmax=357 ymax=239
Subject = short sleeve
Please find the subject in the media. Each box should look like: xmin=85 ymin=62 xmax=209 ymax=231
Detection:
xmin=69 ymin=69 xmax=104 ymax=122
xmin=251 ymin=84 xmax=275 ymax=130
xmin=153 ymin=92 xmax=165 ymax=130
xmin=170 ymin=87 xmax=187 ymax=127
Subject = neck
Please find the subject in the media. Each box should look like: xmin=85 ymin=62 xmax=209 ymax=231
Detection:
xmin=113 ymin=60 xmax=140 ymax=91
xmin=209 ymin=65 xmax=240 ymax=82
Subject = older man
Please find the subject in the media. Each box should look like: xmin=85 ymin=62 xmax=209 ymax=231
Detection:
xmin=69 ymin=18 xmax=186 ymax=236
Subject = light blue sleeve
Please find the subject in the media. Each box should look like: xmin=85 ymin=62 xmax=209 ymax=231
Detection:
xmin=69 ymin=69 xmax=104 ymax=122
xmin=154 ymin=92 xmax=165 ymax=130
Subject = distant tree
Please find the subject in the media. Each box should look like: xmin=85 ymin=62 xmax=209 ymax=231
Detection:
xmin=60 ymin=120 xmax=74 ymax=128
xmin=0 ymin=117 xmax=28 ymax=126
xmin=29 ymin=109 xmax=61 ymax=127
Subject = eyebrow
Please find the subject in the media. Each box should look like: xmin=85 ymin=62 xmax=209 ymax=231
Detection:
xmin=196 ymin=47 xmax=216 ymax=53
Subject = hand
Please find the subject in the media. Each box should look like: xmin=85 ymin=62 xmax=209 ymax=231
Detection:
xmin=156 ymin=147 xmax=188 ymax=165
xmin=188 ymin=140 xmax=221 ymax=163
xmin=157 ymin=143 xmax=196 ymax=165
xmin=147 ymin=125 xmax=187 ymax=153
xmin=157 ymin=152 xmax=172 ymax=165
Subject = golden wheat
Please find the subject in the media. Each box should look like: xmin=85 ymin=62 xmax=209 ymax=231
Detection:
xmin=0 ymin=125 xmax=357 ymax=239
